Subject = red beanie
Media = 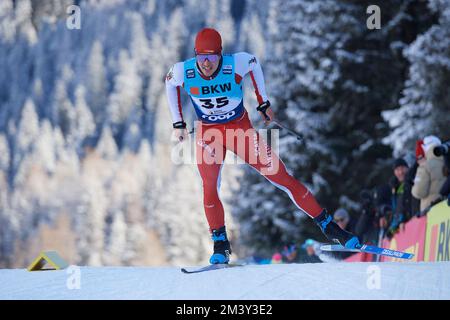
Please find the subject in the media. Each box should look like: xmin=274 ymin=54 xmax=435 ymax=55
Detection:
xmin=416 ymin=139 xmax=425 ymax=160
xmin=195 ymin=28 xmax=222 ymax=54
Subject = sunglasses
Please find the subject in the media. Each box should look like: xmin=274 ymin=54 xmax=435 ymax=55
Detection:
xmin=196 ymin=54 xmax=220 ymax=63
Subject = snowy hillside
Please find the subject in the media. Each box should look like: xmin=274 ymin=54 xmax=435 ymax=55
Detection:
xmin=0 ymin=0 xmax=242 ymax=269
xmin=1 ymin=262 xmax=450 ymax=300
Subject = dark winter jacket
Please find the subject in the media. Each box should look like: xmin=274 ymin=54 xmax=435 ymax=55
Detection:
xmin=440 ymin=176 xmax=450 ymax=206
xmin=355 ymin=208 xmax=381 ymax=245
xmin=355 ymin=185 xmax=391 ymax=245
xmin=345 ymin=218 xmax=357 ymax=235
xmin=404 ymin=162 xmax=421 ymax=217
xmin=389 ymin=167 xmax=421 ymax=230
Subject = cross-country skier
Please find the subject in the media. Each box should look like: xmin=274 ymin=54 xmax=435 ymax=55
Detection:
xmin=165 ymin=28 xmax=361 ymax=264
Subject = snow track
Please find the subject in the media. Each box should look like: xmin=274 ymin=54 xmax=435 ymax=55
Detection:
xmin=1 ymin=262 xmax=449 ymax=299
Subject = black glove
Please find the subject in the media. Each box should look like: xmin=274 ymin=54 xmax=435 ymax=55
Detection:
xmin=173 ymin=121 xmax=186 ymax=129
xmin=256 ymin=100 xmax=271 ymax=121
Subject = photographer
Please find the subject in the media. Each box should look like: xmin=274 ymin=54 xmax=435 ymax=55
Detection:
xmin=355 ymin=185 xmax=393 ymax=246
xmin=440 ymin=173 xmax=450 ymax=205
xmin=412 ymin=136 xmax=447 ymax=214
xmin=404 ymin=141 xmax=425 ymax=217
xmin=436 ymin=140 xmax=450 ymax=205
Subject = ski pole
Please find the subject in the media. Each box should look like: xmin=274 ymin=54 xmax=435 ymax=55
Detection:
xmin=188 ymin=119 xmax=303 ymax=142
xmin=271 ymin=119 xmax=303 ymax=142
xmin=260 ymin=110 xmax=303 ymax=142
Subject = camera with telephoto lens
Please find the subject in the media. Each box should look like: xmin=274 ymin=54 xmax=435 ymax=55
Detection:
xmin=433 ymin=140 xmax=450 ymax=157
xmin=360 ymin=189 xmax=377 ymax=216
xmin=359 ymin=189 xmax=374 ymax=207
xmin=434 ymin=140 xmax=450 ymax=169
xmin=359 ymin=188 xmax=392 ymax=218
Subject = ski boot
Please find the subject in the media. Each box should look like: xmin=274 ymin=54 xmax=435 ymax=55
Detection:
xmin=314 ymin=209 xmax=361 ymax=249
xmin=210 ymin=226 xmax=232 ymax=264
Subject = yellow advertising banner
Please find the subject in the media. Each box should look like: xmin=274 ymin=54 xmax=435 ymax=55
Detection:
xmin=424 ymin=201 xmax=450 ymax=261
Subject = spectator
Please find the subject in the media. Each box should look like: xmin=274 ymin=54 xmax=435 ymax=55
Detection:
xmin=271 ymin=252 xmax=283 ymax=264
xmin=300 ymin=239 xmax=323 ymax=263
xmin=281 ymin=244 xmax=301 ymax=263
xmin=373 ymin=185 xmax=396 ymax=241
xmin=331 ymin=208 xmax=357 ymax=259
xmin=355 ymin=185 xmax=392 ymax=247
xmin=412 ymin=135 xmax=446 ymax=213
xmin=388 ymin=158 xmax=412 ymax=234
xmin=438 ymin=143 xmax=450 ymax=205
xmin=440 ymin=178 xmax=450 ymax=205
xmin=440 ymin=166 xmax=450 ymax=205
xmin=333 ymin=208 xmax=356 ymax=234
xmin=402 ymin=141 xmax=425 ymax=217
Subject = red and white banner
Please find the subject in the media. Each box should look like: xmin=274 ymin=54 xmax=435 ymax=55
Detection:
xmin=379 ymin=216 xmax=427 ymax=262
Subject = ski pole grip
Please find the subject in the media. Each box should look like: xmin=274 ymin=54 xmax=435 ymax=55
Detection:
xmin=173 ymin=121 xmax=187 ymax=129
xmin=256 ymin=101 xmax=271 ymax=122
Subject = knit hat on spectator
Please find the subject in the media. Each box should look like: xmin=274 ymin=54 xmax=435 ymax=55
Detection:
xmin=393 ymin=158 xmax=409 ymax=169
xmin=271 ymin=252 xmax=282 ymax=263
xmin=333 ymin=208 xmax=349 ymax=223
xmin=416 ymin=139 xmax=425 ymax=160
xmin=302 ymin=239 xmax=315 ymax=249
xmin=422 ymin=135 xmax=441 ymax=154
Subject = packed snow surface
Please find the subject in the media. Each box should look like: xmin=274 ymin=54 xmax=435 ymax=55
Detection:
xmin=1 ymin=262 xmax=450 ymax=300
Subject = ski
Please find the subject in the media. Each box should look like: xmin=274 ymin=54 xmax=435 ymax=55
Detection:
xmin=320 ymin=244 xmax=414 ymax=260
xmin=181 ymin=263 xmax=244 ymax=274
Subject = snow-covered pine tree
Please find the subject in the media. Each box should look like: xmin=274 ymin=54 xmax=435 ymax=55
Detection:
xmin=205 ymin=0 xmax=235 ymax=51
xmin=34 ymin=119 xmax=56 ymax=174
xmin=96 ymin=124 xmax=119 ymax=161
xmin=0 ymin=136 xmax=10 ymax=252
xmin=0 ymin=134 xmax=10 ymax=176
xmin=53 ymin=65 xmax=76 ymax=139
xmin=122 ymin=118 xmax=142 ymax=153
xmin=30 ymin=0 xmax=74 ymax=29
xmin=72 ymin=85 xmax=96 ymax=154
xmin=144 ymin=8 xmax=187 ymax=142
xmin=0 ymin=0 xmax=16 ymax=42
xmin=0 ymin=1 xmax=16 ymax=130
xmin=232 ymin=0 xmax=434 ymax=254
xmin=108 ymin=49 xmax=142 ymax=143
xmin=103 ymin=208 xmax=127 ymax=265
xmin=237 ymin=0 xmax=270 ymax=60
xmin=87 ymin=41 xmax=108 ymax=125
xmin=383 ymin=0 xmax=450 ymax=155
xmin=15 ymin=0 xmax=37 ymax=44
xmin=152 ymin=162 xmax=211 ymax=265
xmin=12 ymin=99 xmax=40 ymax=183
